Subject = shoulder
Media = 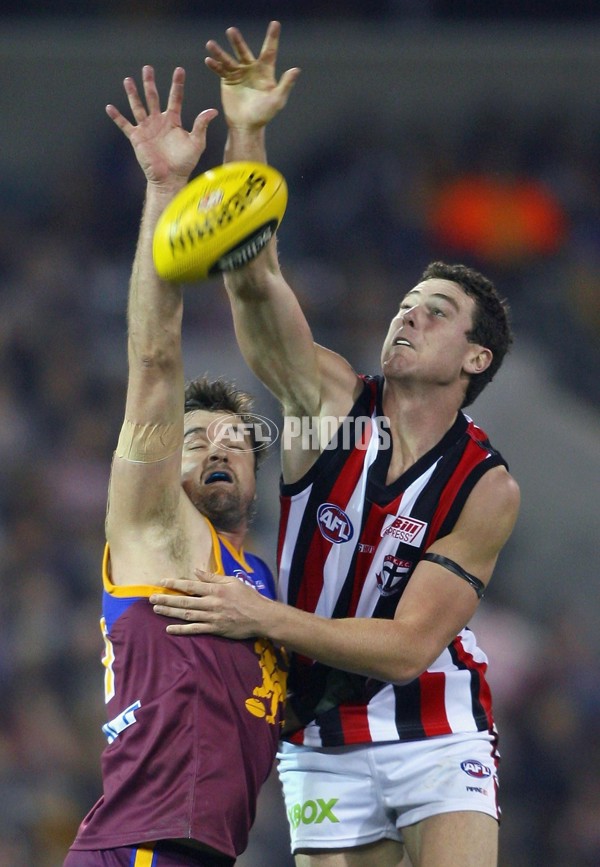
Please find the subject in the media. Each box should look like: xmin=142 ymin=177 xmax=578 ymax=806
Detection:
xmin=474 ymin=464 xmax=520 ymax=505
xmin=426 ymin=465 xmax=519 ymax=586
xmin=459 ymin=465 xmax=520 ymax=548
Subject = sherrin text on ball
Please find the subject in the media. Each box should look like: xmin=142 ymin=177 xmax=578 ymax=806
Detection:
xmin=153 ymin=161 xmax=288 ymax=282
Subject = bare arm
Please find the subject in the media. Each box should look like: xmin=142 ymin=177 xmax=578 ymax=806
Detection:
xmin=150 ymin=467 xmax=520 ymax=683
xmin=206 ymin=22 xmax=360 ymax=432
xmin=104 ymin=66 xmax=217 ymax=577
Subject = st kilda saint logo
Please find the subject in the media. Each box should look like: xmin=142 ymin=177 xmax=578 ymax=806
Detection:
xmin=376 ymin=554 xmax=413 ymax=596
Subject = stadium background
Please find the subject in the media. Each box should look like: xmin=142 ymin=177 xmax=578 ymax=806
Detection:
xmin=0 ymin=3 xmax=599 ymax=865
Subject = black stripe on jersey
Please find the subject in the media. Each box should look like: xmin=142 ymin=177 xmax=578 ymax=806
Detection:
xmin=285 ymin=480 xmax=330 ymax=610
xmin=368 ymin=426 xmax=479 ymax=610
xmin=393 ymin=679 xmax=427 ymax=740
xmin=282 ymin=380 xmax=378 ymax=609
xmin=397 ymin=424 xmax=506 ymax=548
xmin=287 ymin=504 xmax=374 ymax=723
xmin=436 ymin=450 xmax=507 ymax=540
xmin=280 ymin=378 xmax=377 ymax=499
xmin=284 ymin=448 xmax=368 ymax=609
xmin=288 ymin=664 xmax=369 ymax=736
xmin=407 ymin=429 xmax=474 ymax=524
xmin=367 ymin=402 xmax=469 ymax=504
xmin=447 ymin=638 xmax=490 ymax=732
xmin=315 ymin=705 xmax=345 ymax=747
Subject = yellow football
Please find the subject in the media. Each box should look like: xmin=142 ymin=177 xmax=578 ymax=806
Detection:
xmin=152 ymin=161 xmax=287 ymax=282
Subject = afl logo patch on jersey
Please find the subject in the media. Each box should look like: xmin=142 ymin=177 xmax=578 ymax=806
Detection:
xmin=460 ymin=760 xmax=491 ymax=779
xmin=317 ymin=503 xmax=354 ymax=544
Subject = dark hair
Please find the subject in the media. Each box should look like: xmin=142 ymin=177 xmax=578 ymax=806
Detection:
xmin=184 ymin=375 xmax=266 ymax=468
xmin=421 ymin=261 xmax=513 ymax=407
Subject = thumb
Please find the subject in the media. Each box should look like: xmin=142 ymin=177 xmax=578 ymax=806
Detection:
xmin=191 ymin=107 xmax=219 ymax=140
xmin=276 ymin=67 xmax=301 ymax=103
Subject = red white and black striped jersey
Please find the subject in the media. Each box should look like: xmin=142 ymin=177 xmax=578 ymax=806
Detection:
xmin=278 ymin=375 xmax=507 ymax=748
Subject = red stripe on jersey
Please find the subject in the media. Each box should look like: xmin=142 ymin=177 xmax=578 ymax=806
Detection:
xmin=418 ymin=671 xmax=451 ymax=736
xmin=424 ymin=436 xmax=489 ymax=548
xmin=349 ymin=495 xmax=403 ymax=616
xmin=337 ymin=703 xmax=373 ymax=744
xmin=452 ymin=634 xmax=494 ymax=729
xmin=296 ymin=422 xmax=374 ymax=614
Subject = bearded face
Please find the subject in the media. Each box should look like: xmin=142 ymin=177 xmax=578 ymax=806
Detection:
xmin=181 ymin=409 xmax=257 ymax=532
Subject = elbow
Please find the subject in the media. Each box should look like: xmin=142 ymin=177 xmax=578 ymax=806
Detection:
xmin=376 ymin=622 xmax=445 ymax=685
xmin=386 ymin=660 xmax=427 ymax=686
xmin=377 ymin=643 xmax=437 ymax=686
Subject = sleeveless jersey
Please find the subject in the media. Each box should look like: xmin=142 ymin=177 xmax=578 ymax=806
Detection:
xmin=69 ymin=522 xmax=286 ymax=859
xmin=277 ymin=375 xmax=506 ymax=748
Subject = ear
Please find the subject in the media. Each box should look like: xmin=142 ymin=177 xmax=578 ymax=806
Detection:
xmin=464 ymin=346 xmax=493 ymax=375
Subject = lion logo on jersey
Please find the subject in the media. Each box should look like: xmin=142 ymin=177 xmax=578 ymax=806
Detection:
xmin=245 ymin=639 xmax=288 ymax=725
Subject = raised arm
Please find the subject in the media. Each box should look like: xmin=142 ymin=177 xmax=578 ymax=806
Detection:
xmin=104 ymin=66 xmax=216 ymax=574
xmin=206 ymin=22 xmax=360 ymax=440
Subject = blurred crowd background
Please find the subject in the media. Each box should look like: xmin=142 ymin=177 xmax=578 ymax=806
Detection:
xmin=1 ymin=4 xmax=599 ymax=866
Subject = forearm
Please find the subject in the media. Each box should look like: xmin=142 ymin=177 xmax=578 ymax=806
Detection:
xmin=263 ymin=601 xmax=426 ymax=685
xmin=224 ymin=124 xmax=267 ymax=164
xmin=127 ymin=183 xmax=185 ymax=371
xmin=152 ymin=572 xmax=439 ymax=683
xmin=221 ymin=257 xmax=324 ymax=415
xmin=107 ymin=65 xmax=216 ymax=421
xmin=222 ymin=123 xmax=281 ymax=290
xmin=219 ymin=105 xmax=282 ymax=304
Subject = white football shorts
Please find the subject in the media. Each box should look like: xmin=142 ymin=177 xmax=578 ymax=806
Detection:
xmin=277 ymin=731 xmax=500 ymax=852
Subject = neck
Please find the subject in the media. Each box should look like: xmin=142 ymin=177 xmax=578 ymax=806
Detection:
xmin=215 ymin=526 xmax=248 ymax=553
xmin=381 ymin=380 xmax=461 ymax=471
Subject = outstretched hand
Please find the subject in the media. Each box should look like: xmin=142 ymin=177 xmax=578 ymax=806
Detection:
xmin=150 ymin=568 xmax=274 ymax=638
xmin=106 ymin=65 xmax=218 ymax=187
xmin=205 ymin=20 xmax=300 ymax=130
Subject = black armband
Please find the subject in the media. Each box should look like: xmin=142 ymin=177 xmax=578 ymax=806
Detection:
xmin=422 ymin=552 xmax=486 ymax=600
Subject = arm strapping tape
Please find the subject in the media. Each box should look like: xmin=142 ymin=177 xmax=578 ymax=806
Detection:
xmin=422 ymin=552 xmax=486 ymax=600
xmin=115 ymin=419 xmax=181 ymax=463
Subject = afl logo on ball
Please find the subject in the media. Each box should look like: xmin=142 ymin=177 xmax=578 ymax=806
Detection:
xmin=460 ymin=760 xmax=491 ymax=779
xmin=317 ymin=503 xmax=354 ymax=544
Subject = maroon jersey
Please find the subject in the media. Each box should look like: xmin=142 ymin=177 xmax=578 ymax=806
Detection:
xmin=69 ymin=532 xmax=286 ymax=859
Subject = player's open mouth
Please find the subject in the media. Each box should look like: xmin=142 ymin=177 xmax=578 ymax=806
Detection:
xmin=394 ymin=339 xmax=413 ymax=347
xmin=204 ymin=470 xmax=233 ymax=485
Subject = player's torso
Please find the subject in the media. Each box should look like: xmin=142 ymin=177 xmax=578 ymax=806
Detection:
xmin=71 ymin=539 xmax=284 ymax=854
xmin=277 ymin=376 xmax=503 ymax=746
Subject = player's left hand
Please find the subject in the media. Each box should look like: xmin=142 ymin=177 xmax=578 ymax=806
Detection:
xmin=150 ymin=569 xmax=272 ymax=638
